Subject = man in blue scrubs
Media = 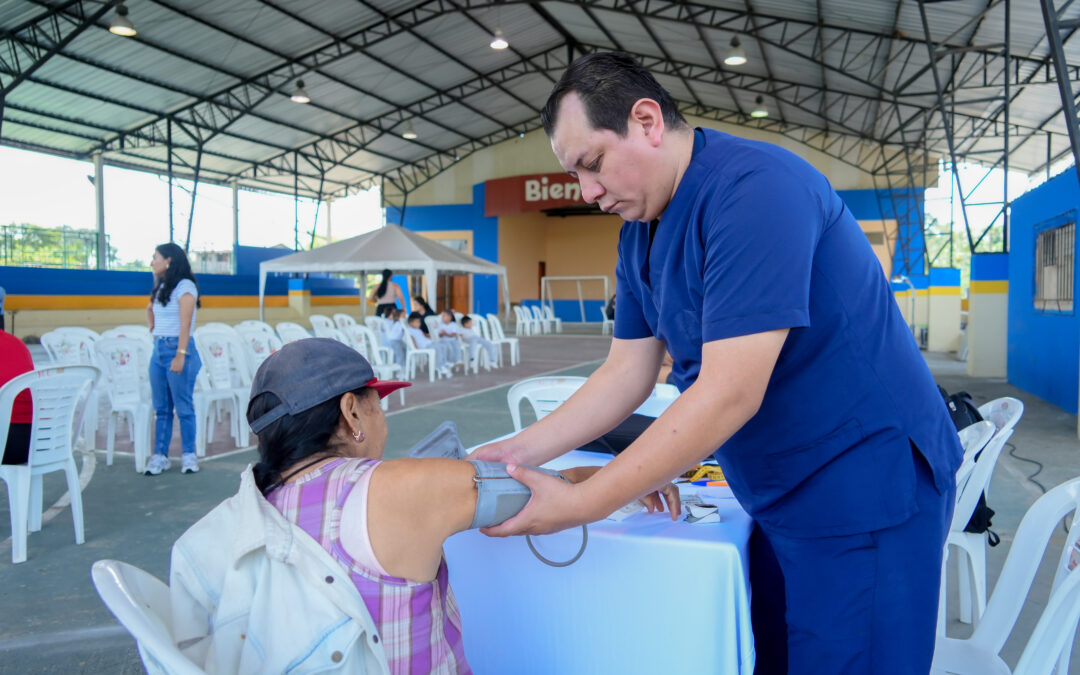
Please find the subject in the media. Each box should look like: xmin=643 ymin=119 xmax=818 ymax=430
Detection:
xmin=475 ymin=52 xmax=961 ymax=673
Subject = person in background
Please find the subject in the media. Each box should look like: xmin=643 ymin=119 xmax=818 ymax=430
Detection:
xmin=459 ymin=316 xmax=496 ymax=371
xmin=146 ymin=242 xmax=203 ymax=476
xmin=436 ymin=310 xmax=463 ymax=370
xmin=406 ymin=311 xmax=452 ymax=377
xmin=0 ymin=329 xmax=33 ymax=465
xmin=0 ymin=285 xmax=6 ymax=332
xmin=412 ymin=295 xmax=437 ymax=335
xmin=369 ymin=269 xmax=405 ymax=318
xmin=382 ymin=308 xmax=407 ymax=366
xmin=604 ymin=293 xmax=616 ymax=321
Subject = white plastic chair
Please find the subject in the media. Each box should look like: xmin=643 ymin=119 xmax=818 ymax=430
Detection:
xmin=0 ymin=365 xmax=99 ymax=563
xmin=486 ymin=313 xmax=520 ymax=366
xmin=931 ymin=477 xmax=1080 ymax=675
xmin=91 ymin=559 xmax=206 ymax=675
xmin=333 ymin=313 xmax=358 ymax=330
xmin=507 ymin=376 xmax=588 ymax=431
xmin=403 ymin=322 xmax=440 ymax=383
xmin=94 ymin=338 xmax=153 ymax=473
xmin=309 ymin=314 xmax=336 ymax=335
xmin=234 ymin=325 xmax=282 ymax=376
xmin=40 ymin=328 xmax=102 ymax=435
xmin=598 ymin=306 xmax=614 ymax=335
xmin=275 ymin=321 xmax=311 ymax=344
xmin=236 ymin=319 xmax=277 ymax=340
xmin=424 ymin=315 xmax=442 ymax=339
xmin=633 ymin=383 xmax=680 ymax=418
xmin=977 ymin=397 xmax=1024 ymax=437
xmin=192 ymin=329 xmax=249 ymax=456
xmin=364 ymin=316 xmax=385 ymax=333
xmin=513 ymin=306 xmax=538 ymax=336
xmin=529 ymin=305 xmax=554 ymax=334
xmin=101 ymin=325 xmax=152 ymax=342
xmin=542 ymin=305 xmax=563 ymax=333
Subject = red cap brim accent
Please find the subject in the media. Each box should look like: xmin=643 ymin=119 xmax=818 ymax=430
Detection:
xmin=366 ymin=377 xmax=412 ymax=398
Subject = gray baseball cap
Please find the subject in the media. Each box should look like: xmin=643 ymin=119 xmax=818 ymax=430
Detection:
xmin=247 ymin=337 xmax=410 ymax=434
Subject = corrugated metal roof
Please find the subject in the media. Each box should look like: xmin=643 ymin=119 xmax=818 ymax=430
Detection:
xmin=1 ymin=0 xmax=1075 ymax=202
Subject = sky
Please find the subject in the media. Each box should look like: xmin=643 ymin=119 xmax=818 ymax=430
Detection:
xmin=0 ymin=146 xmax=383 ymax=268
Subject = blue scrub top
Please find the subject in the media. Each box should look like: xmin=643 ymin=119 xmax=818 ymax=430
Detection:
xmin=615 ymin=128 xmax=961 ymax=538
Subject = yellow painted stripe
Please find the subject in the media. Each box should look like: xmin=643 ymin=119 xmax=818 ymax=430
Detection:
xmin=7 ymin=294 xmax=293 ymax=310
xmin=288 ymin=290 xmax=311 ymax=297
xmin=970 ymin=280 xmax=1008 ymax=294
xmin=915 ymin=289 xmax=929 ymax=297
xmin=929 ymin=286 xmax=962 ymax=296
xmin=312 ymin=296 xmax=360 ymax=306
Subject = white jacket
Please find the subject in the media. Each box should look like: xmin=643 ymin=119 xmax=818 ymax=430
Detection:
xmin=170 ymin=466 xmax=391 ymax=674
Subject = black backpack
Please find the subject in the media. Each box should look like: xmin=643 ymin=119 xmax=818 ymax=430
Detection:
xmin=938 ymin=386 xmax=1000 ymax=546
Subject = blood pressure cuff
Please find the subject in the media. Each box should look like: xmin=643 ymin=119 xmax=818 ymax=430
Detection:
xmin=467 ymin=460 xmax=567 ymax=529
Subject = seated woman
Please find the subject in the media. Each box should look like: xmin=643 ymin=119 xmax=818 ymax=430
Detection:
xmin=170 ymin=338 xmax=683 ymax=674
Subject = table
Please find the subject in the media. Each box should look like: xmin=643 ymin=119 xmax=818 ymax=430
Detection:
xmin=444 ymin=449 xmax=756 ymax=675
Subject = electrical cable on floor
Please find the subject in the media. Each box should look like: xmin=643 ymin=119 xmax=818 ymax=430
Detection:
xmin=1006 ymin=441 xmax=1071 ymax=535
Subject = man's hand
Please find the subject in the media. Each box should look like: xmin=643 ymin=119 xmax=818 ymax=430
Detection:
xmin=480 ymin=464 xmax=598 ymax=537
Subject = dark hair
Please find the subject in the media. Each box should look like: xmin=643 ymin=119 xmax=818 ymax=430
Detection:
xmin=413 ymin=296 xmax=434 ymax=314
xmin=152 ymin=243 xmax=201 ymax=308
xmin=375 ymin=269 xmax=393 ymax=300
xmin=441 ymin=310 xmax=455 ymax=321
xmin=250 ymin=387 xmax=369 ymax=495
xmin=461 ymin=316 xmax=472 ymax=327
xmin=407 ymin=311 xmax=424 ymax=323
xmin=541 ymin=51 xmax=687 ymax=138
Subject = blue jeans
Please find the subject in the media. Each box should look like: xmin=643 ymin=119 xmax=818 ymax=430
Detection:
xmin=149 ymin=336 xmax=202 ymax=457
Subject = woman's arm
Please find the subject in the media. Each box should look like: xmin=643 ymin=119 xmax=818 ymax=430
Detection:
xmin=146 ymin=302 xmax=155 ymax=332
xmin=171 ymin=293 xmax=196 ymax=373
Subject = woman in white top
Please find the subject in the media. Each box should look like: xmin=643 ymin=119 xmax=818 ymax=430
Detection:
xmin=368 ymin=269 xmax=405 ymax=317
xmin=146 ymin=243 xmax=203 ymax=476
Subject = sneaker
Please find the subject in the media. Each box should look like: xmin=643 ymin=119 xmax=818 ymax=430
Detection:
xmin=145 ymin=454 xmax=171 ymax=475
xmin=181 ymin=454 xmax=199 ymax=474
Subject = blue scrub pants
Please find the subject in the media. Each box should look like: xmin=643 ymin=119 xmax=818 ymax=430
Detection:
xmin=750 ymin=449 xmax=953 ymax=674
xmin=149 ymin=336 xmax=202 ymax=457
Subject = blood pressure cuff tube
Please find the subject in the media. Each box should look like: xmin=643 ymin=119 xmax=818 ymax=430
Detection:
xmin=467 ymin=460 xmax=567 ymax=529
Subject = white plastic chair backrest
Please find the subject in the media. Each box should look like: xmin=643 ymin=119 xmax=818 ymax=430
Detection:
xmin=93 ymin=338 xmax=148 ymax=406
xmin=91 ymin=559 xmax=206 ymax=675
xmin=978 ymin=397 xmax=1024 ymax=436
xmin=333 ymin=313 xmax=357 ymax=329
xmin=236 ymin=320 xmax=276 ymax=339
xmin=968 ymin=477 xmax=1080 ymax=656
xmin=954 ymin=421 xmax=996 ymax=491
xmin=633 ymin=383 xmax=680 ymax=418
xmin=364 ymin=316 xmax=384 ymax=333
xmin=953 ymin=421 xmax=1007 ymax=531
xmin=102 ymin=325 xmax=152 ymax=341
xmin=486 ymin=314 xmax=507 ymax=340
xmin=234 ymin=326 xmax=282 ymax=373
xmin=453 ymin=311 xmax=464 ymax=321
xmin=1013 ymin=566 xmax=1080 ymax=675
xmin=507 ymin=376 xmax=588 ymax=431
xmin=0 ymin=366 xmax=99 ymax=466
xmin=194 ymin=329 xmax=240 ymax=391
xmin=309 ymin=314 xmax=335 ymax=334
xmin=529 ymin=305 xmax=545 ymax=322
xmin=275 ymin=322 xmax=311 ymax=344
xmin=318 ymin=326 xmax=352 ymax=346
xmin=467 ymin=314 xmax=490 ymax=341
xmin=512 ymin=306 xmax=528 ymax=325
xmin=424 ymin=315 xmax=442 ymax=338
xmin=198 ymin=322 xmax=235 ymax=335
xmin=342 ymin=325 xmax=372 ymax=360
xmin=41 ymin=329 xmax=97 ymax=366
xmin=543 ymin=305 xmax=558 ymax=321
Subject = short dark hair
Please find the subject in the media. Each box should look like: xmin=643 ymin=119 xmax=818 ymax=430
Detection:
xmin=541 ymin=51 xmax=687 ymax=137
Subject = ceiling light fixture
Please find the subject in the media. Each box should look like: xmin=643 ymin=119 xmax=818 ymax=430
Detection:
xmin=490 ymin=29 xmax=509 ymax=50
xmin=401 ymin=121 xmax=418 ymax=140
xmin=750 ymin=95 xmax=769 ymax=119
xmin=290 ymin=80 xmax=311 ymax=104
xmin=723 ymin=36 xmax=746 ymax=66
xmin=109 ymin=2 xmax=137 ymax=37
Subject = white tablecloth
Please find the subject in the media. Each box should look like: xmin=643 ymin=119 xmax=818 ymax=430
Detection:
xmin=444 ymin=449 xmax=755 ymax=675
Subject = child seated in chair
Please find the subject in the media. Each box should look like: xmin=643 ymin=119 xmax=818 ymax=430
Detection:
xmin=169 ymin=339 xmax=680 ymax=674
xmin=407 ymin=311 xmax=453 ymax=377
xmin=459 ymin=316 xmax=496 ymax=370
xmin=436 ymin=311 xmax=464 ymax=370
xmin=382 ymin=308 xmax=406 ymax=366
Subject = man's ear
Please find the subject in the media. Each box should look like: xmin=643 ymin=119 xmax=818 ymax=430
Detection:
xmin=629 ymin=98 xmax=665 ymax=146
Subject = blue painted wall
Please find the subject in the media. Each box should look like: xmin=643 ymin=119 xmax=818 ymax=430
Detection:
xmin=837 ymin=188 xmax=926 ymax=276
xmin=385 ymin=183 xmax=500 ymax=315
xmin=1008 ymin=169 xmax=1080 ymax=414
xmin=235 ymin=245 xmax=293 ymax=276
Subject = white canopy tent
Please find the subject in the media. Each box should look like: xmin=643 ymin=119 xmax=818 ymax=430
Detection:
xmin=258 ymin=225 xmax=510 ymax=321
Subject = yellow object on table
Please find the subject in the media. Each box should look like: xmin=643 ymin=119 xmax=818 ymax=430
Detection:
xmin=682 ymin=465 xmax=726 ymax=483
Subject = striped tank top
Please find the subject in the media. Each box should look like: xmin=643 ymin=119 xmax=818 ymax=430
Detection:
xmin=267 ymin=457 xmax=471 ymax=675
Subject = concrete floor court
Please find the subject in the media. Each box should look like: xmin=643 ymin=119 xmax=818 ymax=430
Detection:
xmin=0 ymin=338 xmax=1078 ymax=673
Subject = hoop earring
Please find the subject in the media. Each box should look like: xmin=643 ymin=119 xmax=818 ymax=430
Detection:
xmin=353 ymin=429 xmax=365 ymax=442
